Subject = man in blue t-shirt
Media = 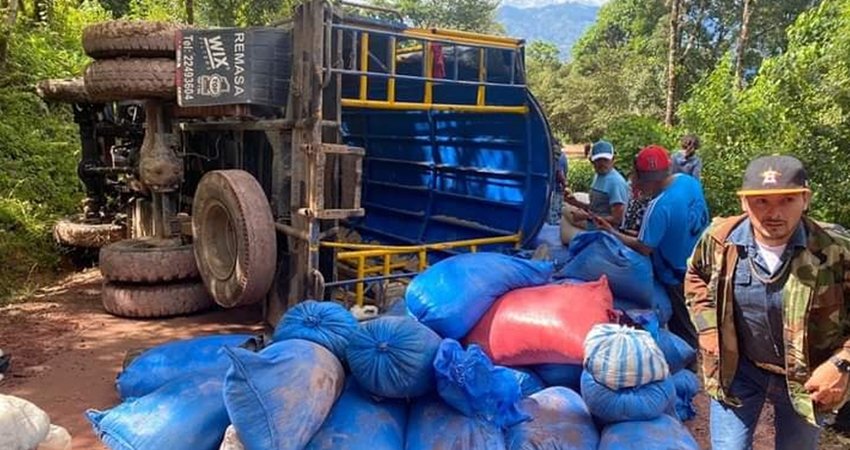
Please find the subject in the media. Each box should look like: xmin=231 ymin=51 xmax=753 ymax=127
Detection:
xmin=593 ymin=145 xmax=709 ymax=348
xmin=565 ymin=140 xmax=630 ymax=228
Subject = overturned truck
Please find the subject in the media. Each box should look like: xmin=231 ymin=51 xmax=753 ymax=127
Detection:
xmin=41 ymin=0 xmax=556 ymax=327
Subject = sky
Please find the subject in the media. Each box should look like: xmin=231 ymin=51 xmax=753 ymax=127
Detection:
xmin=501 ymin=0 xmax=610 ymax=7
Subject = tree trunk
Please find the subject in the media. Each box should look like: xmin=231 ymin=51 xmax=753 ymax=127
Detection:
xmin=665 ymin=0 xmax=681 ymax=128
xmin=186 ymin=0 xmax=194 ymax=25
xmin=735 ymin=0 xmax=755 ymax=90
xmin=0 ymin=0 xmax=20 ymax=73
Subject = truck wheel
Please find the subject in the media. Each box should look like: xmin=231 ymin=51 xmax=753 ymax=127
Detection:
xmin=102 ymin=280 xmax=214 ymax=318
xmin=36 ymin=78 xmax=92 ymax=104
xmin=84 ymin=59 xmax=176 ymax=102
xmin=193 ymin=170 xmax=276 ymax=308
xmin=83 ymin=20 xmax=180 ymax=58
xmin=99 ymin=238 xmax=199 ymax=283
xmin=53 ymin=215 xmax=125 ymax=248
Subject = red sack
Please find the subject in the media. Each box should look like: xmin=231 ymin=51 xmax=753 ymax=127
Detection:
xmin=465 ymin=277 xmax=614 ymax=365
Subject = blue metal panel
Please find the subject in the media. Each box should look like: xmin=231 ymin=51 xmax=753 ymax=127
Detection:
xmin=341 ymin=90 xmax=553 ymax=247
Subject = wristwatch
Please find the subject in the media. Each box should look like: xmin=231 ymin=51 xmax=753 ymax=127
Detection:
xmin=830 ymin=355 xmax=850 ymax=374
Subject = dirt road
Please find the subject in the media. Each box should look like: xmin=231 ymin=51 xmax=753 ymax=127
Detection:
xmin=0 ymin=269 xmax=263 ymax=450
xmin=0 ymin=269 xmax=848 ymax=449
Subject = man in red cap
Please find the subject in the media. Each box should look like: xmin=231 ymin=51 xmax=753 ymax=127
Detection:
xmin=685 ymin=155 xmax=850 ymax=449
xmin=593 ymin=145 xmax=709 ymax=349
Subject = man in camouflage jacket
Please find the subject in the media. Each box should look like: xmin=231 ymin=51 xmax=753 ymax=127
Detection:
xmin=685 ymin=155 xmax=850 ymax=450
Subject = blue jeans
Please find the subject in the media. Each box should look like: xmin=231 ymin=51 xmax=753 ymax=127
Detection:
xmin=710 ymin=358 xmax=821 ymax=450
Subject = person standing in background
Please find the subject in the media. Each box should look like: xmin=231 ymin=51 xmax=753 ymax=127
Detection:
xmin=548 ymin=140 xmax=568 ymax=224
xmin=672 ymin=134 xmax=703 ymax=181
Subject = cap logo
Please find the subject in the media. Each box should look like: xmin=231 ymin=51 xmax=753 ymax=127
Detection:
xmin=647 ymin=158 xmax=658 ymax=170
xmin=761 ymin=169 xmax=781 ymax=186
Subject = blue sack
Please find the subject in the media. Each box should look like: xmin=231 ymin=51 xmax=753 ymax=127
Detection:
xmin=272 ymin=300 xmax=358 ymax=361
xmin=656 ymin=329 xmax=697 ymax=373
xmin=533 ymin=364 xmax=582 ymax=390
xmin=672 ymin=370 xmax=700 ymax=422
xmin=507 ymin=368 xmax=545 ymax=397
xmin=87 ymin=371 xmax=229 ymax=450
xmin=224 ymin=340 xmax=345 ymax=450
xmin=406 ymin=396 xmax=506 ymax=450
xmin=580 ymin=370 xmax=676 ymax=425
xmin=384 ymin=298 xmax=408 ymax=316
xmin=653 ymin=281 xmax=673 ymax=325
xmin=598 ymin=414 xmax=699 ymax=450
xmin=116 ymin=334 xmax=252 ymax=400
xmin=621 ymin=309 xmax=661 ymax=340
xmin=557 ymin=231 xmax=654 ymax=308
xmin=346 ymin=316 xmax=441 ymax=398
xmin=406 ymin=253 xmax=552 ymax=339
xmin=305 ymin=379 xmax=407 ymax=450
xmin=506 ymin=387 xmax=599 ymax=450
xmin=433 ymin=339 xmax=529 ymax=427
xmin=615 ymin=283 xmax=672 ymax=326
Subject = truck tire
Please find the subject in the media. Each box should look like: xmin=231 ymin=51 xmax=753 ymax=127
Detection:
xmin=36 ymin=78 xmax=92 ymax=104
xmin=84 ymin=59 xmax=176 ymax=102
xmin=99 ymin=238 xmax=199 ymax=283
xmin=101 ymin=280 xmax=214 ymax=318
xmin=83 ymin=20 xmax=180 ymax=58
xmin=193 ymin=170 xmax=276 ymax=308
xmin=53 ymin=215 xmax=125 ymax=248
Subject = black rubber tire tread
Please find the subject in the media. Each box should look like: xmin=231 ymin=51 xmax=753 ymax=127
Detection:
xmin=83 ymin=20 xmax=180 ymax=58
xmin=192 ymin=170 xmax=277 ymax=308
xmin=99 ymin=238 xmax=199 ymax=283
xmin=36 ymin=78 xmax=92 ymax=103
xmin=101 ymin=280 xmax=214 ymax=318
xmin=84 ymin=59 xmax=176 ymax=102
xmin=53 ymin=215 xmax=125 ymax=248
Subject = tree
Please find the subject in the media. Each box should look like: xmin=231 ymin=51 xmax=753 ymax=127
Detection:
xmin=735 ymin=0 xmax=755 ymax=90
xmin=665 ymin=0 xmax=682 ymax=126
xmin=527 ymin=40 xmax=560 ymax=66
xmin=0 ymin=0 xmax=20 ymax=73
xmin=371 ymin=0 xmax=502 ymax=33
xmin=534 ymin=0 xmax=817 ymax=140
xmin=681 ymin=0 xmax=850 ymax=224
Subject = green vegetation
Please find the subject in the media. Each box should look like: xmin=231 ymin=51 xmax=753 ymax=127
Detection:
xmin=527 ymin=0 xmax=850 ymax=227
xmin=0 ymin=0 xmax=110 ymax=300
xmin=567 ymin=159 xmax=594 ymax=194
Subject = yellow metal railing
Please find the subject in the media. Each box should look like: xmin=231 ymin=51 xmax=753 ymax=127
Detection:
xmin=336 ymin=23 xmax=529 ymax=115
xmin=323 ymin=234 xmax=522 ymax=306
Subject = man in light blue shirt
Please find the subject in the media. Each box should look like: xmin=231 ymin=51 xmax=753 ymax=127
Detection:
xmin=565 ymin=140 xmax=629 ymax=228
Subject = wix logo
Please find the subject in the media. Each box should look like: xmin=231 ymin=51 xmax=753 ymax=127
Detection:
xmin=202 ymin=35 xmax=229 ymax=70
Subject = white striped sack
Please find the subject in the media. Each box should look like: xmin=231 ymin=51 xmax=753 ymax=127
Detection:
xmin=583 ymin=323 xmax=669 ymax=390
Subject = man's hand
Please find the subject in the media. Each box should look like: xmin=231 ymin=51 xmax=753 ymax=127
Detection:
xmin=564 ymin=192 xmax=580 ymax=206
xmin=591 ymin=215 xmax=614 ymax=233
xmin=804 ymin=353 xmax=850 ymax=411
xmin=699 ymin=329 xmax=719 ymax=356
xmin=572 ymin=209 xmax=590 ymax=222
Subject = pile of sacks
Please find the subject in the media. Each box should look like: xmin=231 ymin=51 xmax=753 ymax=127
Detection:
xmin=582 ymin=324 xmax=699 ymax=449
xmin=87 ymin=231 xmax=700 ymax=450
